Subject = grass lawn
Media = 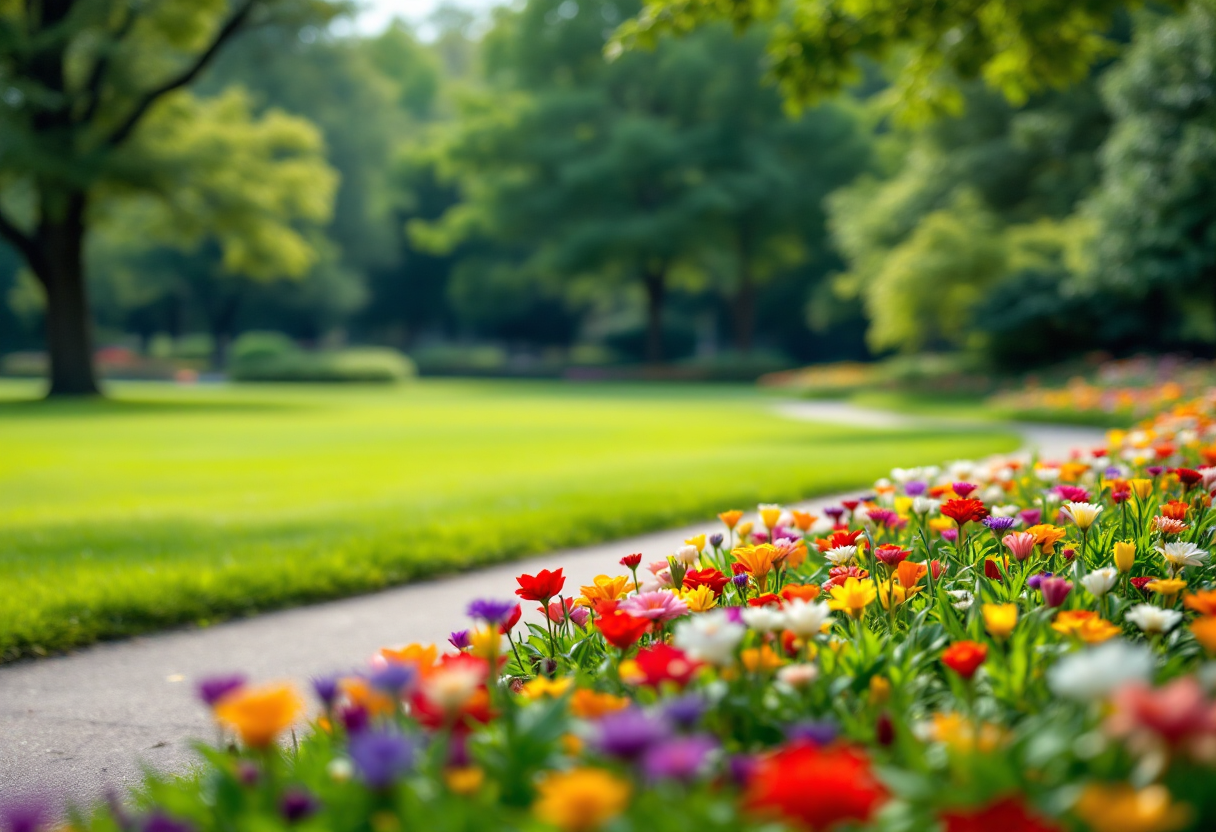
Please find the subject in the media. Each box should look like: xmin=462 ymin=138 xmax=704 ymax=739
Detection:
xmin=0 ymin=379 xmax=1019 ymax=661
xmin=846 ymin=390 xmax=1135 ymax=429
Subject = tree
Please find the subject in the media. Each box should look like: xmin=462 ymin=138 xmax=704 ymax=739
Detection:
xmin=1085 ymin=2 xmax=1216 ymax=345
xmin=613 ymin=0 xmax=1168 ymax=120
xmin=0 ymin=0 xmax=343 ymax=395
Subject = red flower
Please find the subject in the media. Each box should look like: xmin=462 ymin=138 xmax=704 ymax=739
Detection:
xmin=874 ymin=544 xmax=910 ymax=567
xmin=596 ymin=610 xmax=650 ymax=649
xmin=539 ymin=597 xmax=574 ymax=623
xmin=1130 ymin=576 xmax=1154 ymax=594
xmin=930 ymin=559 xmax=946 ymax=580
xmin=941 ymin=641 xmax=988 ymax=680
xmin=745 ymin=742 xmax=887 ymax=830
xmin=823 ymin=565 xmax=869 ymax=590
xmin=631 ymin=644 xmax=701 ymax=689
xmin=748 ymin=593 xmax=783 ymax=608
xmin=984 ymin=559 xmax=1004 ymax=582
xmin=1175 ymin=467 xmax=1203 ymax=489
xmin=815 ymin=529 xmax=866 ymax=553
xmin=515 ymin=568 xmax=566 ymax=602
xmin=499 ymin=602 xmax=522 ymax=634
xmin=940 ymin=796 xmax=1062 ymax=832
xmin=683 ymin=568 xmax=729 ymax=597
xmin=941 ymin=499 xmax=989 ymax=526
xmin=620 ymin=553 xmax=643 ymax=569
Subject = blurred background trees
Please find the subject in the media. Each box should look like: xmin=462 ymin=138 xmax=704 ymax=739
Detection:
xmin=3 ymin=0 xmax=1216 ymax=390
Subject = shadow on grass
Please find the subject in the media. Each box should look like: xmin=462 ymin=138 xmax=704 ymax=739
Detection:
xmin=0 ymin=394 xmax=309 ymax=418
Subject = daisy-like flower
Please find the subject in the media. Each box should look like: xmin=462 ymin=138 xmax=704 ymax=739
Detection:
xmin=1155 ymin=541 xmax=1208 ymax=574
xmin=1081 ymin=567 xmax=1119 ymax=598
xmin=740 ymin=606 xmax=786 ymax=632
xmin=1047 ymin=640 xmax=1154 ymax=701
xmin=1062 ymin=501 xmax=1103 ymax=530
xmin=1125 ymin=604 xmax=1183 ymax=635
xmin=947 ymin=589 xmax=974 ymax=611
xmin=823 ymin=545 xmax=857 ymax=566
xmin=781 ymin=599 xmax=833 ymax=638
xmin=620 ymin=591 xmax=689 ymax=622
xmin=1153 ymin=516 xmax=1189 ymax=536
xmin=672 ymin=610 xmax=744 ymax=665
xmin=912 ymin=496 xmax=940 ymax=515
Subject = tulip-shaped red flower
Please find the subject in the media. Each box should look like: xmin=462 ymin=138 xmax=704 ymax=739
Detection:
xmin=619 ymin=553 xmax=643 ymax=569
xmin=941 ymin=641 xmax=988 ymax=680
xmin=499 ymin=603 xmax=522 ymax=634
xmin=596 ymin=610 xmax=650 ymax=649
xmin=745 ymin=742 xmax=887 ymax=830
xmin=515 ymin=568 xmax=566 ymax=602
xmin=874 ymin=544 xmax=910 ymax=568
xmin=631 ymin=644 xmax=702 ymax=689
xmin=683 ymin=568 xmax=729 ymax=597
xmin=941 ymin=499 xmax=989 ymax=526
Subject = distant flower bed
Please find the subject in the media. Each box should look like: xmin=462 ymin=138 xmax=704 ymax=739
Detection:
xmin=989 ymin=355 xmax=1216 ymax=421
xmin=28 ymin=400 xmax=1216 ymax=832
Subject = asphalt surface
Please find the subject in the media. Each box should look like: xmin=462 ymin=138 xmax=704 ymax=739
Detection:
xmin=0 ymin=402 xmax=1105 ymax=808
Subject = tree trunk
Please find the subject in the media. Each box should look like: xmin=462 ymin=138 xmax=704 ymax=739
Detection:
xmin=208 ymin=292 xmax=242 ymax=372
xmin=733 ymin=261 xmax=756 ymax=355
xmin=643 ymin=267 xmax=666 ymax=364
xmin=34 ymin=194 xmax=100 ymax=397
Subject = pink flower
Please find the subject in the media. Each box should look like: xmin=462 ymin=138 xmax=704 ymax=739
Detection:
xmin=1002 ymin=532 xmax=1037 ymax=561
xmin=1107 ymin=677 xmax=1216 ymax=758
xmin=620 ymin=591 xmax=689 ymax=622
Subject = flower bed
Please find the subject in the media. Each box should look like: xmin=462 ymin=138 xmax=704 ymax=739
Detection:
xmin=23 ymin=400 xmax=1216 ymax=832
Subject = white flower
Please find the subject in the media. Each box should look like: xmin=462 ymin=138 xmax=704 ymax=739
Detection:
xmin=1036 ymin=467 xmax=1061 ymax=483
xmin=912 ymin=496 xmax=940 ymax=516
xmin=1044 ymin=491 xmax=1061 ymax=505
xmin=948 ymin=461 xmax=975 ymax=480
xmin=1047 ymin=640 xmax=1155 ymax=701
xmin=852 ymin=505 xmax=871 ymax=523
xmin=1199 ymin=466 xmax=1216 ymax=490
xmin=1156 ymin=541 xmax=1208 ymax=570
xmin=989 ymin=504 xmax=1021 ymax=518
xmin=741 ymin=606 xmax=786 ymax=633
xmin=947 ymin=589 xmax=974 ymax=611
xmin=675 ymin=545 xmax=700 ymax=566
xmin=981 ymin=486 xmax=1005 ymax=504
xmin=1125 ymin=604 xmax=1183 ymax=634
xmin=776 ymin=664 xmax=819 ymax=688
xmin=327 ymin=758 xmax=354 ymax=782
xmin=809 ymin=517 xmax=834 ymax=534
xmin=782 ymin=600 xmax=833 ymax=638
xmin=1063 ymin=501 xmax=1103 ymax=530
xmin=673 ymin=610 xmax=745 ymax=665
xmin=1081 ymin=567 xmax=1119 ymax=598
xmin=823 ymin=545 xmax=858 ymax=566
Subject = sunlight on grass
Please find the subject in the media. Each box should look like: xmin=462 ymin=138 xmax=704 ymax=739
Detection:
xmin=0 ymin=379 xmax=1019 ymax=659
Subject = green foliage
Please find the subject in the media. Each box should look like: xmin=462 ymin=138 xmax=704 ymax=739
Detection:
xmin=0 ymin=379 xmax=1017 ymax=660
xmin=229 ymin=343 xmax=416 ymax=383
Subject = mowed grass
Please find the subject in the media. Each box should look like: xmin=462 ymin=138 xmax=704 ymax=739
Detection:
xmin=0 ymin=379 xmax=1019 ymax=661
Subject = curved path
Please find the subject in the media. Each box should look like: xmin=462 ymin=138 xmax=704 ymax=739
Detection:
xmin=0 ymin=402 xmax=1105 ymax=807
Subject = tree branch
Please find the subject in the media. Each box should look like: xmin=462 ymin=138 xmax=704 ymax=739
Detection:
xmin=0 ymin=207 xmax=42 ymax=276
xmin=103 ymin=0 xmax=259 ymax=148
xmin=77 ymin=2 xmax=140 ymax=124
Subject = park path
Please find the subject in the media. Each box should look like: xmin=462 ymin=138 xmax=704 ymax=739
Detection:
xmin=0 ymin=401 xmax=1105 ymax=807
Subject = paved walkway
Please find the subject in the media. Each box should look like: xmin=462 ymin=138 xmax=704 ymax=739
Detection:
xmin=0 ymin=402 xmax=1105 ymax=807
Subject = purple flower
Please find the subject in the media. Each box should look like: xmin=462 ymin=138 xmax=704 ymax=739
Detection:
xmin=1147 ymin=466 xmax=1164 ymax=477
xmin=727 ymin=754 xmax=758 ymax=785
xmin=865 ymin=508 xmax=899 ymax=527
xmin=1104 ymin=467 xmax=1123 ymax=479
xmin=196 ymin=674 xmax=245 ymax=707
xmin=236 ymin=761 xmax=260 ymax=787
xmin=1019 ymin=508 xmax=1042 ymax=526
xmin=708 ymin=533 xmax=724 ymax=548
xmin=823 ymin=507 xmax=845 ymax=521
xmin=642 ymin=734 xmax=718 ymax=782
xmin=340 ymin=705 xmax=369 ymax=734
xmin=311 ymin=675 xmax=341 ymax=708
xmin=773 ymin=526 xmax=800 ymax=542
xmin=953 ymin=482 xmax=977 ymax=498
xmin=731 ymin=574 xmax=749 ymax=588
xmin=722 ymin=605 xmax=744 ymax=624
xmin=595 ymin=708 xmax=670 ymax=760
xmin=788 ymin=719 xmax=838 ymax=746
xmin=1040 ymin=577 xmax=1073 ymax=608
xmin=0 ymin=797 xmax=49 ymax=832
xmin=466 ymin=598 xmax=517 ymax=625
xmin=448 ymin=630 xmax=471 ymax=650
xmin=369 ymin=663 xmax=416 ymax=696
xmin=349 ymin=730 xmax=416 ymax=789
xmin=904 ymin=480 xmax=927 ymax=497
xmin=279 ymin=790 xmax=318 ymax=824
xmin=144 ymin=815 xmax=193 ymax=832
xmin=857 ymin=493 xmax=876 ymax=503
xmin=663 ymin=694 xmax=705 ymax=730
xmin=568 ymin=606 xmax=590 ymax=628
xmin=941 ymin=528 xmax=958 ymax=543
xmin=1027 ymin=571 xmax=1052 ymax=591
xmin=983 ymin=516 xmax=1017 ymax=534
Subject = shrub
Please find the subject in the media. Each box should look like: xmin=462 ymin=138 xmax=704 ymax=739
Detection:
xmin=229 ymin=338 xmax=415 ymax=384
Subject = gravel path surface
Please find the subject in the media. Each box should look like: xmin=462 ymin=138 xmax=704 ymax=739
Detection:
xmin=0 ymin=402 xmax=1106 ymax=806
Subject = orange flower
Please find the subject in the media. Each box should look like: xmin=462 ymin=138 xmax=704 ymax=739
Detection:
xmin=569 ymin=688 xmax=630 ymax=720
xmin=213 ymin=683 xmax=304 ymax=748
xmin=790 ymin=510 xmax=816 ymax=531
xmin=1051 ymin=610 xmax=1120 ymax=643
xmin=741 ymin=645 xmax=785 ymax=672
xmin=1024 ymin=524 xmax=1067 ymax=555
xmin=733 ymin=544 xmax=778 ymax=580
xmin=1161 ymin=500 xmax=1190 ymax=521
xmin=1191 ymin=617 xmax=1216 ymax=653
xmin=339 ymin=676 xmax=397 ymax=717
xmin=719 ymin=510 xmax=744 ymax=529
xmin=578 ymin=575 xmax=634 ymax=606
xmin=380 ymin=643 xmax=439 ymax=674
xmin=895 ymin=560 xmax=928 ymax=589
xmin=941 ymin=642 xmax=987 ymax=680
xmin=781 ymin=583 xmax=821 ymax=603
xmin=1184 ymin=589 xmax=1216 ymax=616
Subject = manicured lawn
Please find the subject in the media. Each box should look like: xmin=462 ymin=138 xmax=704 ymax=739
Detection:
xmin=0 ymin=379 xmax=1018 ymax=661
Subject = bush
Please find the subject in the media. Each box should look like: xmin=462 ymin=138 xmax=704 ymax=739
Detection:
xmin=230 ymin=340 xmax=415 ymax=384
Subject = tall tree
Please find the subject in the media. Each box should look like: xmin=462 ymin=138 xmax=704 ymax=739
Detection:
xmin=0 ymin=0 xmax=343 ymax=396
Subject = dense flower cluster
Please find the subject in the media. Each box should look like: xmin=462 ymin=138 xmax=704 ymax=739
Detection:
xmin=34 ymin=398 xmax=1216 ymax=832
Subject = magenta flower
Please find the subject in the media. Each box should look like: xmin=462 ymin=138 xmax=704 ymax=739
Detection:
xmin=1041 ymin=577 xmax=1073 ymax=608
xmin=621 ymin=591 xmax=689 ymax=622
xmin=1002 ymin=531 xmax=1037 ymax=561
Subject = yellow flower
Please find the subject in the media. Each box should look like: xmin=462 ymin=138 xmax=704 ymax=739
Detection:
xmin=1147 ymin=578 xmax=1187 ymax=600
xmin=213 ymin=683 xmax=304 ymax=748
xmin=876 ymin=580 xmax=918 ymax=610
xmin=1073 ymin=783 xmax=1190 ymax=832
xmin=469 ymin=625 xmax=501 ymax=660
xmin=1129 ymin=478 xmax=1155 ymax=500
xmin=718 ymin=509 xmax=744 ymax=529
xmin=828 ymin=577 xmax=877 ymax=617
xmin=444 ymin=766 xmax=484 ymax=795
xmin=561 ymin=733 xmax=583 ymax=756
xmin=379 ymin=643 xmax=438 ymax=671
xmin=534 ymin=768 xmax=631 ymax=832
xmin=929 ymin=517 xmax=955 ymax=534
xmin=868 ymin=675 xmax=891 ymax=706
xmin=740 ymin=644 xmax=785 ymax=672
xmin=736 ymin=521 xmax=754 ymax=538
xmin=982 ymin=603 xmax=1018 ymax=641
xmin=680 ymin=584 xmax=717 ymax=612
xmin=1114 ymin=541 xmax=1137 ymax=573
xmin=1025 ymin=524 xmax=1067 ymax=555
xmin=1052 ymin=610 xmax=1121 ymax=644
xmin=732 ymin=544 xmax=778 ymax=579
xmin=569 ymin=688 xmax=629 ymax=720
xmin=758 ymin=504 xmax=783 ymax=529
xmin=893 ymin=496 xmax=913 ymax=516
xmin=578 ymin=575 xmax=633 ymax=606
xmin=1190 ymin=617 xmax=1216 ymax=653
xmin=520 ymin=676 xmax=573 ymax=700
xmin=927 ymin=712 xmax=1006 ymax=754
xmin=684 ymin=534 xmax=706 ymax=552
